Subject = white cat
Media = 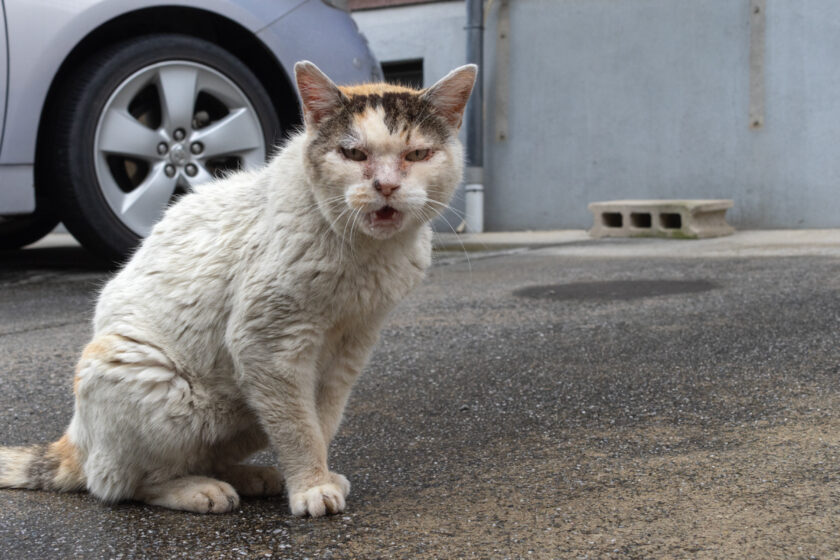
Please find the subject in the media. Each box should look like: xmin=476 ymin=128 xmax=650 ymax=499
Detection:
xmin=0 ymin=61 xmax=476 ymax=517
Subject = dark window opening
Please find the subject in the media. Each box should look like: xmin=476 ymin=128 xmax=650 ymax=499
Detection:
xmin=381 ymin=59 xmax=424 ymax=89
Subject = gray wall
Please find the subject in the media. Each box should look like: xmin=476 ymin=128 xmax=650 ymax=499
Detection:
xmin=355 ymin=1 xmax=840 ymax=230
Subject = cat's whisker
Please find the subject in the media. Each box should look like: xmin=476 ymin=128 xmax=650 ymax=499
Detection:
xmin=308 ymin=195 xmax=347 ymax=215
xmin=409 ymin=206 xmax=437 ymax=231
xmin=305 ymin=192 xmax=347 ymax=207
xmin=317 ymin=200 xmax=348 ymax=230
xmin=349 ymin=207 xmax=364 ymax=251
xmin=404 ymin=205 xmax=472 ymax=274
xmin=343 ymin=208 xmax=364 ymax=263
xmin=400 ymin=203 xmax=470 ymax=272
xmin=425 ymin=207 xmax=472 ymax=274
xmin=306 ymin=194 xmax=357 ymax=266
xmin=424 ymin=187 xmax=467 ymax=211
xmin=337 ymin=206 xmax=356 ymax=261
xmin=425 ymin=198 xmax=467 ymax=221
xmin=335 ymin=210 xmax=350 ymax=264
xmin=331 ymin=206 xmax=356 ymax=266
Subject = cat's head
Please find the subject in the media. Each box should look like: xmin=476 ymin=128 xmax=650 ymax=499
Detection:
xmin=295 ymin=62 xmax=476 ymax=240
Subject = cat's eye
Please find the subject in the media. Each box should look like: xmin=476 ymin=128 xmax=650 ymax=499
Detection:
xmin=405 ymin=149 xmax=431 ymax=162
xmin=340 ymin=147 xmax=367 ymax=161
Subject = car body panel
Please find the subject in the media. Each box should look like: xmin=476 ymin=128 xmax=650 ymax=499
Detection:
xmin=1 ymin=0 xmax=304 ymax=166
xmin=0 ymin=4 xmax=25 ymax=213
xmin=0 ymin=165 xmax=33 ymax=214
xmin=0 ymin=0 xmax=378 ymax=216
xmin=259 ymin=0 xmax=382 ymax=90
xmin=0 ymin=3 xmax=7 ymax=156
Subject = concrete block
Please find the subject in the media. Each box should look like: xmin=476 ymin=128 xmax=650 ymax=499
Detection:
xmin=588 ymin=199 xmax=734 ymax=239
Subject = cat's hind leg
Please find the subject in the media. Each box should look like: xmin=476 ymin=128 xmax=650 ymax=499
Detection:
xmin=205 ymin=425 xmax=284 ymax=497
xmin=134 ymin=476 xmax=240 ymax=513
xmin=74 ymin=334 xmax=214 ymax=505
xmin=215 ymin=465 xmax=284 ymax=497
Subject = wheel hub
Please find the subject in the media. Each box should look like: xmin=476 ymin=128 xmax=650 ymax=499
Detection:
xmin=168 ymin=143 xmax=189 ymax=166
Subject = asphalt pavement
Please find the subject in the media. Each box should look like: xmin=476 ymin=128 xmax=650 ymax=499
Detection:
xmin=0 ymin=232 xmax=838 ymax=559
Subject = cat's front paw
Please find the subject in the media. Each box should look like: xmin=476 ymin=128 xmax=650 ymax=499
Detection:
xmin=289 ymin=474 xmax=350 ymax=517
xmin=328 ymin=471 xmax=350 ymax=497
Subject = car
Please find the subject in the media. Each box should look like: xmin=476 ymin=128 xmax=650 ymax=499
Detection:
xmin=0 ymin=0 xmax=380 ymax=260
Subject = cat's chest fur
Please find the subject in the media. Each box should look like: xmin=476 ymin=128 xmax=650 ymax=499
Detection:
xmin=241 ymin=221 xmax=431 ymax=361
xmin=301 ymin=235 xmax=429 ymax=321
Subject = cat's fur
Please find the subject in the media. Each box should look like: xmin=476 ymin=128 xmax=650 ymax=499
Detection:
xmin=0 ymin=62 xmax=476 ymax=517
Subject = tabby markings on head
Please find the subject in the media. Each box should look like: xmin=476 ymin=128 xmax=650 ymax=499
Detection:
xmin=319 ymin=84 xmax=449 ymax=146
xmin=305 ymin=87 xmax=440 ymax=184
xmin=342 ymin=85 xmax=449 ymax=144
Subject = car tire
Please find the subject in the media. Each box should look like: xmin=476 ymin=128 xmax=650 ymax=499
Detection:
xmin=47 ymin=34 xmax=281 ymax=262
xmin=0 ymin=207 xmax=59 ymax=250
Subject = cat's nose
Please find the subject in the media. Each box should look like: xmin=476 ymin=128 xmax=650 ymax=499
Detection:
xmin=374 ymin=179 xmax=400 ymax=197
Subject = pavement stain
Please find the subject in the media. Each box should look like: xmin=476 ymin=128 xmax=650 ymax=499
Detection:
xmin=512 ymin=279 xmax=719 ymax=302
xmin=2 ymin=249 xmax=840 ymax=558
xmin=312 ymin=392 xmax=840 ymax=559
xmin=447 ymin=427 xmax=831 ymax=558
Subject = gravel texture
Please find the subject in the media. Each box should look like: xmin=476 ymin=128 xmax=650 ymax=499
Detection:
xmin=0 ymin=242 xmax=838 ymax=559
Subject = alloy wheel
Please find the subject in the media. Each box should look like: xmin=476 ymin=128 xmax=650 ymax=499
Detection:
xmin=93 ymin=61 xmax=267 ymax=237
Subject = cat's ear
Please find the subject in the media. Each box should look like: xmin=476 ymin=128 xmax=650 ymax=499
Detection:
xmin=421 ymin=64 xmax=478 ymax=129
xmin=295 ymin=61 xmax=347 ymax=127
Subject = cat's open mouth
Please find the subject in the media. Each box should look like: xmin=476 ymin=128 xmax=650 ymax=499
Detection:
xmin=368 ymin=205 xmax=404 ymax=230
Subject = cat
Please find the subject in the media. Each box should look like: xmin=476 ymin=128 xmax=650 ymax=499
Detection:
xmin=0 ymin=61 xmax=476 ymax=517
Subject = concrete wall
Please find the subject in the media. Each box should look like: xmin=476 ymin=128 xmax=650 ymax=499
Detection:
xmin=354 ymin=1 xmax=840 ymax=230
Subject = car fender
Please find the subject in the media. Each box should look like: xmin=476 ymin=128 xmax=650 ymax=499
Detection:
xmin=1 ymin=0 xmax=306 ymax=166
xmin=258 ymin=0 xmax=381 ymax=91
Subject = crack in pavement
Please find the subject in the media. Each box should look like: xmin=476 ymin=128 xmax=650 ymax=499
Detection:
xmin=0 ymin=320 xmax=88 ymax=338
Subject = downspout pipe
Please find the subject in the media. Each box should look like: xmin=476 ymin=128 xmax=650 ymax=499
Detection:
xmin=464 ymin=0 xmax=484 ymax=232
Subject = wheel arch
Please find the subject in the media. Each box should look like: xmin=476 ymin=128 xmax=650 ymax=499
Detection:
xmin=35 ymin=6 xmax=302 ymax=193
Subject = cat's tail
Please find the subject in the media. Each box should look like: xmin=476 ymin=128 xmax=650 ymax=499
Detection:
xmin=0 ymin=434 xmax=86 ymax=492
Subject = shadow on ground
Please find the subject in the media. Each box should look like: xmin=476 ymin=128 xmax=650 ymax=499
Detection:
xmin=0 ymin=245 xmax=838 ymax=558
xmin=0 ymin=246 xmax=113 ymax=274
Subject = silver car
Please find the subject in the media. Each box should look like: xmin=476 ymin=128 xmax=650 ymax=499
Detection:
xmin=0 ymin=0 xmax=379 ymax=260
